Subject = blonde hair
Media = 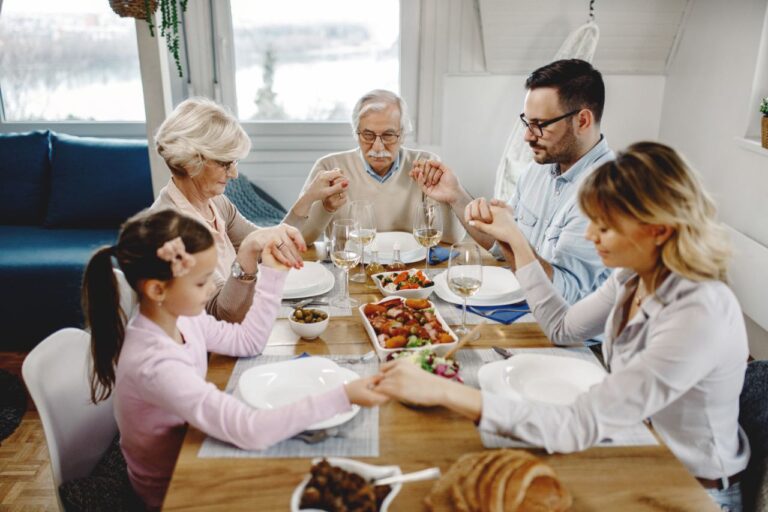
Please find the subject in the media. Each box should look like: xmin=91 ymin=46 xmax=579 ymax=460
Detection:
xmin=155 ymin=97 xmax=251 ymax=178
xmin=579 ymin=141 xmax=731 ymax=284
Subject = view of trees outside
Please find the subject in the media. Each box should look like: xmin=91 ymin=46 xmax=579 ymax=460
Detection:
xmin=231 ymin=0 xmax=399 ymax=122
xmin=0 ymin=0 xmax=145 ymax=121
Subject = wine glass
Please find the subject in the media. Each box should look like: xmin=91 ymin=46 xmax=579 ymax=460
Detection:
xmin=447 ymin=242 xmax=483 ymax=339
xmin=329 ymin=219 xmax=362 ymax=309
xmin=348 ymin=200 xmax=376 ymax=284
xmin=412 ymin=199 xmax=443 ymax=277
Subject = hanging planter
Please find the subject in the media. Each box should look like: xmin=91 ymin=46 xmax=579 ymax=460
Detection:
xmin=109 ymin=0 xmax=188 ymax=77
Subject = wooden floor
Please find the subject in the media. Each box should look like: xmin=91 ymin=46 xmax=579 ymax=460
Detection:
xmin=0 ymin=352 xmax=58 ymax=511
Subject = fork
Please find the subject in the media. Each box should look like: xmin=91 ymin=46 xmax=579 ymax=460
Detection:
xmin=293 ymin=427 xmax=341 ymax=444
xmin=335 ymin=351 xmax=377 ymax=365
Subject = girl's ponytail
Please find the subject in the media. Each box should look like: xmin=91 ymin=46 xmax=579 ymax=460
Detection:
xmin=82 ymin=245 xmax=124 ymax=403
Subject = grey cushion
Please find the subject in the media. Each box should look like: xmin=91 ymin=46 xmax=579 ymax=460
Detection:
xmin=224 ymin=174 xmax=286 ymax=227
xmin=59 ymin=435 xmax=143 ymax=511
xmin=739 ymin=360 xmax=768 ymax=512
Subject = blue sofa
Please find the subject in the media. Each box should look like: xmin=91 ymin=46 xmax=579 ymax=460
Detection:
xmin=0 ymin=131 xmax=153 ymax=350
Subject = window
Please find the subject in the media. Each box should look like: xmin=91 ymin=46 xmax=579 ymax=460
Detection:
xmin=230 ymin=0 xmax=399 ymax=122
xmin=0 ymin=0 xmax=145 ymax=122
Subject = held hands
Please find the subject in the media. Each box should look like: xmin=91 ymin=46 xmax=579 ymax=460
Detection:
xmin=465 ymin=199 xmax=525 ymax=248
xmin=409 ymin=160 xmax=461 ymax=205
xmin=240 ymin=224 xmax=307 ymax=271
xmin=373 ymin=360 xmax=449 ymax=407
xmin=314 ymin=169 xmax=349 ymax=213
xmin=259 ymin=239 xmax=291 ymax=271
xmin=344 ymin=375 xmax=390 ymax=407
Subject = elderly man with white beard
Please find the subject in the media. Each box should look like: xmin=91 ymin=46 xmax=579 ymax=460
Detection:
xmin=290 ymin=89 xmax=464 ymax=244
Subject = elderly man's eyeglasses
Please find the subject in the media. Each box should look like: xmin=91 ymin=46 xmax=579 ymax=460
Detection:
xmin=357 ymin=130 xmax=401 ymax=145
xmin=519 ymin=110 xmax=580 ymax=138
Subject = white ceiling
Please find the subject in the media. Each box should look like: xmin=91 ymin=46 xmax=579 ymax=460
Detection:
xmin=477 ymin=0 xmax=691 ymax=74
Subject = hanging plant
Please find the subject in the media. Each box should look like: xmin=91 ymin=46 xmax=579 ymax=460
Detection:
xmin=109 ymin=0 xmax=189 ymax=77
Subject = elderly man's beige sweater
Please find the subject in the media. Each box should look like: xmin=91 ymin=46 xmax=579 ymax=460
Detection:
xmin=286 ymin=147 xmax=464 ymax=244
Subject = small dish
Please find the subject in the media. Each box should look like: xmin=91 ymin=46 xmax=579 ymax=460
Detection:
xmin=290 ymin=457 xmax=402 ymax=512
xmin=373 ymin=269 xmax=435 ymax=299
xmin=288 ymin=307 xmax=330 ymax=340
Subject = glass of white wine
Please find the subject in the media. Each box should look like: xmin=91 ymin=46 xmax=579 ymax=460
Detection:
xmin=412 ymin=200 xmax=443 ymax=277
xmin=348 ymin=200 xmax=376 ymax=284
xmin=447 ymin=242 xmax=483 ymax=339
xmin=329 ymin=218 xmax=362 ymax=309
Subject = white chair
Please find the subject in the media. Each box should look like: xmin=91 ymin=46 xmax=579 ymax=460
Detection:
xmin=22 ymin=327 xmax=118 ymax=511
xmin=114 ymin=269 xmax=138 ymax=320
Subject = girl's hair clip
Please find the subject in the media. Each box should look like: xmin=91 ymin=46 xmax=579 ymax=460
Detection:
xmin=156 ymin=237 xmax=196 ymax=277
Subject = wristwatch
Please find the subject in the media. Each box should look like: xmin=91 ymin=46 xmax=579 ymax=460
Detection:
xmin=231 ymin=260 xmax=257 ymax=282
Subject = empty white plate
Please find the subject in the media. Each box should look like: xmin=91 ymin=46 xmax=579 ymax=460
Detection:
xmin=478 ymin=353 xmax=606 ymax=405
xmin=284 ymin=262 xmax=330 ymax=296
xmin=365 ymin=231 xmax=426 ymax=264
xmin=433 ymin=269 xmax=525 ymax=306
xmin=282 ymin=267 xmax=335 ymax=300
xmin=238 ymin=357 xmax=361 ymax=430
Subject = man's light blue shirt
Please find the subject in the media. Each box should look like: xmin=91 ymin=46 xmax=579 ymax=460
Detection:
xmin=362 ymin=150 xmax=401 ymax=183
xmin=501 ymin=136 xmax=614 ymax=304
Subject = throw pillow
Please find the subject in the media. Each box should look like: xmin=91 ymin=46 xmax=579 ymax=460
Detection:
xmin=224 ymin=174 xmax=286 ymax=227
xmin=0 ymin=130 xmax=50 ymax=224
xmin=44 ymin=133 xmax=153 ymax=228
xmin=59 ymin=435 xmax=143 ymax=512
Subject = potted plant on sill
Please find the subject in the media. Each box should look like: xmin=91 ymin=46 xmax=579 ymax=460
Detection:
xmin=109 ymin=0 xmax=188 ymax=77
xmin=761 ymin=97 xmax=768 ymax=149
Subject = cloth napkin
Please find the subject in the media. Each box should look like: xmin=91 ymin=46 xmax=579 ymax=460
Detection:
xmin=456 ymin=302 xmax=530 ymax=325
xmin=429 ymin=246 xmax=455 ymax=264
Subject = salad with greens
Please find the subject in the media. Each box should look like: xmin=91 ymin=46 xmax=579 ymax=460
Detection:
xmin=388 ymin=349 xmax=462 ymax=382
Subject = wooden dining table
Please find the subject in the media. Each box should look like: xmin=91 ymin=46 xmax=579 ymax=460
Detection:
xmin=163 ymin=249 xmax=717 ymax=511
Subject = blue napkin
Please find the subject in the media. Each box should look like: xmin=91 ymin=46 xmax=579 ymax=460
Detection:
xmin=429 ymin=246 xmax=455 ymax=264
xmin=455 ymin=302 xmax=530 ymax=325
xmin=293 ymin=352 xmax=312 ymax=359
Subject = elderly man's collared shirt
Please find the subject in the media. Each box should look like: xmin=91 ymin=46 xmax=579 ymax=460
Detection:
xmin=480 ymin=263 xmax=750 ymax=480
xmin=503 ymin=136 xmax=614 ymax=303
xmin=362 ymin=149 xmax=401 ymax=183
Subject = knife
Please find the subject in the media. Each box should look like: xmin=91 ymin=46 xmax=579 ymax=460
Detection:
xmin=283 ymin=298 xmax=330 ymax=308
xmin=492 ymin=346 xmax=514 ymax=359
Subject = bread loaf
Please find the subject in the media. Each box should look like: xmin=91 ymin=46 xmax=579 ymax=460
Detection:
xmin=424 ymin=449 xmax=572 ymax=512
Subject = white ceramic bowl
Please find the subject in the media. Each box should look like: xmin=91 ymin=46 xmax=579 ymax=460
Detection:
xmin=372 ymin=270 xmax=435 ymax=299
xmin=288 ymin=308 xmax=330 ymax=340
xmin=358 ymin=296 xmax=458 ymax=362
xmin=290 ymin=457 xmax=402 ymax=512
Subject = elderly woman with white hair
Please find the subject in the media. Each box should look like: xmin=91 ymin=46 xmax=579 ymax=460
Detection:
xmin=292 ymin=89 xmax=464 ymax=244
xmin=153 ymin=97 xmax=347 ymax=322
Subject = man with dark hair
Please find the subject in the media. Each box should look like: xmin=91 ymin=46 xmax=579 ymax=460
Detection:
xmin=412 ymin=59 xmax=612 ymax=303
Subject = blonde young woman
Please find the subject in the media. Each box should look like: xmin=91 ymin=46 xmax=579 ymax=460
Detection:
xmin=376 ymin=142 xmax=749 ymax=511
xmin=153 ymin=98 xmax=348 ymax=322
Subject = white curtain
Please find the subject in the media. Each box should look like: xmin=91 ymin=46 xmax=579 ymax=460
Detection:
xmin=492 ymin=21 xmax=601 ymax=202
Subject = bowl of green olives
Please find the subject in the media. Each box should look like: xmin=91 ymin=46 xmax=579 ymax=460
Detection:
xmin=289 ymin=307 xmax=330 ymax=340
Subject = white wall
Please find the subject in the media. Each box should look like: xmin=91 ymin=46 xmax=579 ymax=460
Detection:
xmin=440 ymin=74 xmax=666 ymax=199
xmin=658 ymin=0 xmax=768 ymax=357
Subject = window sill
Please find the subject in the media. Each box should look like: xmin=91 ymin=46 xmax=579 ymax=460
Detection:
xmin=735 ymin=137 xmax=768 ymax=156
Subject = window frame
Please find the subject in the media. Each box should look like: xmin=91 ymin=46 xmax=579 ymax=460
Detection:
xmin=213 ymin=0 xmax=419 ymax=143
xmin=0 ymin=3 xmax=154 ymax=136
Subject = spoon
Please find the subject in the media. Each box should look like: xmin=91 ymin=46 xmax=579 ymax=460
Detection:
xmin=372 ymin=467 xmax=441 ymax=486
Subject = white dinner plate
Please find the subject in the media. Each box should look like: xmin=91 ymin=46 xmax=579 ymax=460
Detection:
xmin=238 ymin=357 xmax=361 ymax=431
xmin=283 ymin=262 xmax=329 ymax=296
xmin=478 ymin=354 xmax=606 ymax=405
xmin=365 ymin=231 xmax=426 ymax=264
xmin=433 ymin=269 xmax=525 ymax=306
xmin=282 ymin=268 xmax=335 ymax=300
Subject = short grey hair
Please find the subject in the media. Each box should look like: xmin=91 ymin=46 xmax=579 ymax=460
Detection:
xmin=155 ymin=97 xmax=251 ymax=178
xmin=351 ymin=89 xmax=412 ymax=137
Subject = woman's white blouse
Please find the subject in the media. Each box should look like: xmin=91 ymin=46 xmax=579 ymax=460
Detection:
xmin=479 ymin=263 xmax=750 ymax=479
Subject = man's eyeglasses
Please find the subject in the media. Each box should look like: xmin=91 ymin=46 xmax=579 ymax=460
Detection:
xmin=519 ymin=109 xmax=580 ymax=138
xmin=357 ymin=130 xmax=401 ymax=145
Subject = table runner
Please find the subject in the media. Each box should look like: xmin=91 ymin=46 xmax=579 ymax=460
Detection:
xmin=198 ymin=354 xmax=379 ymax=459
